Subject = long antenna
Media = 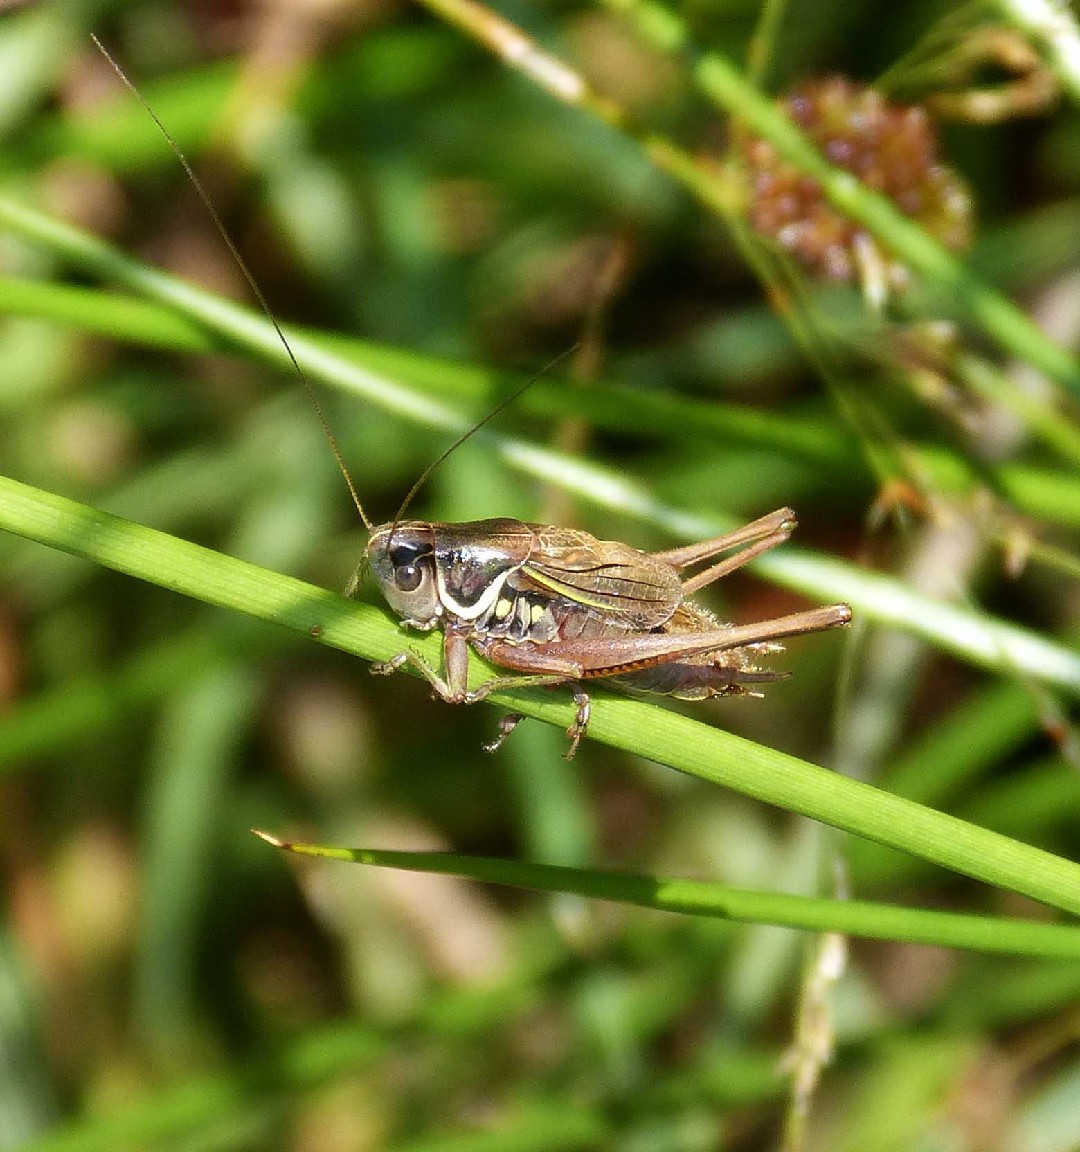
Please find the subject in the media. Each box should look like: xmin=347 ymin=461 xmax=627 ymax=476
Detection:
xmin=385 ymin=343 xmax=580 ymax=543
xmin=90 ymin=34 xmax=374 ymax=533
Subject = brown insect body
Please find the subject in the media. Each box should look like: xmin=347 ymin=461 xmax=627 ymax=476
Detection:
xmin=360 ymin=510 xmax=851 ymax=757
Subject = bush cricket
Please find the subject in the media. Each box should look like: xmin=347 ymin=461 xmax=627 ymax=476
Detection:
xmin=97 ymin=39 xmax=851 ymax=760
xmin=359 ymin=513 xmax=850 ymax=757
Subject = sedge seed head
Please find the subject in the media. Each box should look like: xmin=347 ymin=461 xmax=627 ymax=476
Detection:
xmin=741 ymin=75 xmax=974 ymax=285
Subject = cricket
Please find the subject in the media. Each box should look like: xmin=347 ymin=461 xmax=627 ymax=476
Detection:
xmin=96 ymin=38 xmax=852 ymax=760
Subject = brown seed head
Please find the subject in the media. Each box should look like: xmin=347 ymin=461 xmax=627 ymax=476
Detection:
xmin=741 ymin=75 xmax=974 ymax=284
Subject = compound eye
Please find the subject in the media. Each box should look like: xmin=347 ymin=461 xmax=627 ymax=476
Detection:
xmin=393 ymin=562 xmax=424 ymax=593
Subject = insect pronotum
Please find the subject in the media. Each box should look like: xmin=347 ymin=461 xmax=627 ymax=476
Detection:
xmin=95 ymin=38 xmax=851 ymax=760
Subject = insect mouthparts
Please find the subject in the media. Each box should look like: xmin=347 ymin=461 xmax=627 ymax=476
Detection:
xmin=345 ymin=551 xmax=371 ymax=599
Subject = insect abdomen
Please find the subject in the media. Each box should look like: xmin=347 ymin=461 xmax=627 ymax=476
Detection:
xmin=476 ymin=589 xmax=561 ymax=643
xmin=613 ymin=661 xmax=784 ymax=698
xmin=474 ymin=582 xmax=649 ymax=645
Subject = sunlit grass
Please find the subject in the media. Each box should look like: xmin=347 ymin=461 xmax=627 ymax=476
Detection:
xmin=3 ymin=2 xmax=1080 ymax=1150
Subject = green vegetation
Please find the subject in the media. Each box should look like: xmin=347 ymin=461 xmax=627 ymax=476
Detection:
xmin=2 ymin=1 xmax=1079 ymax=1148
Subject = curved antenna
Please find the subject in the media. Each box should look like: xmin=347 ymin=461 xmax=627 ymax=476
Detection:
xmin=91 ymin=35 xmax=374 ymax=533
xmin=386 ymin=343 xmax=580 ymax=544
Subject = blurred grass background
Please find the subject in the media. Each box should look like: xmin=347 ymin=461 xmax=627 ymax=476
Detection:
xmin=2 ymin=0 xmax=1080 ymax=1148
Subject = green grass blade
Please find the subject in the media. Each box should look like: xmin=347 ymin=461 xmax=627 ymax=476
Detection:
xmin=4 ymin=474 xmax=1080 ymax=916
xmin=3 ymin=200 xmax=1080 ymax=688
xmin=258 ymin=836 xmax=1080 ymax=960
xmin=7 ymin=275 xmax=1080 ymax=536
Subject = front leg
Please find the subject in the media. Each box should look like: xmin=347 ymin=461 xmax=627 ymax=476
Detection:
xmin=373 ymin=626 xmax=589 ymax=756
xmin=375 ymin=626 xmax=571 ymax=701
xmin=371 ymin=625 xmax=478 ymax=703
